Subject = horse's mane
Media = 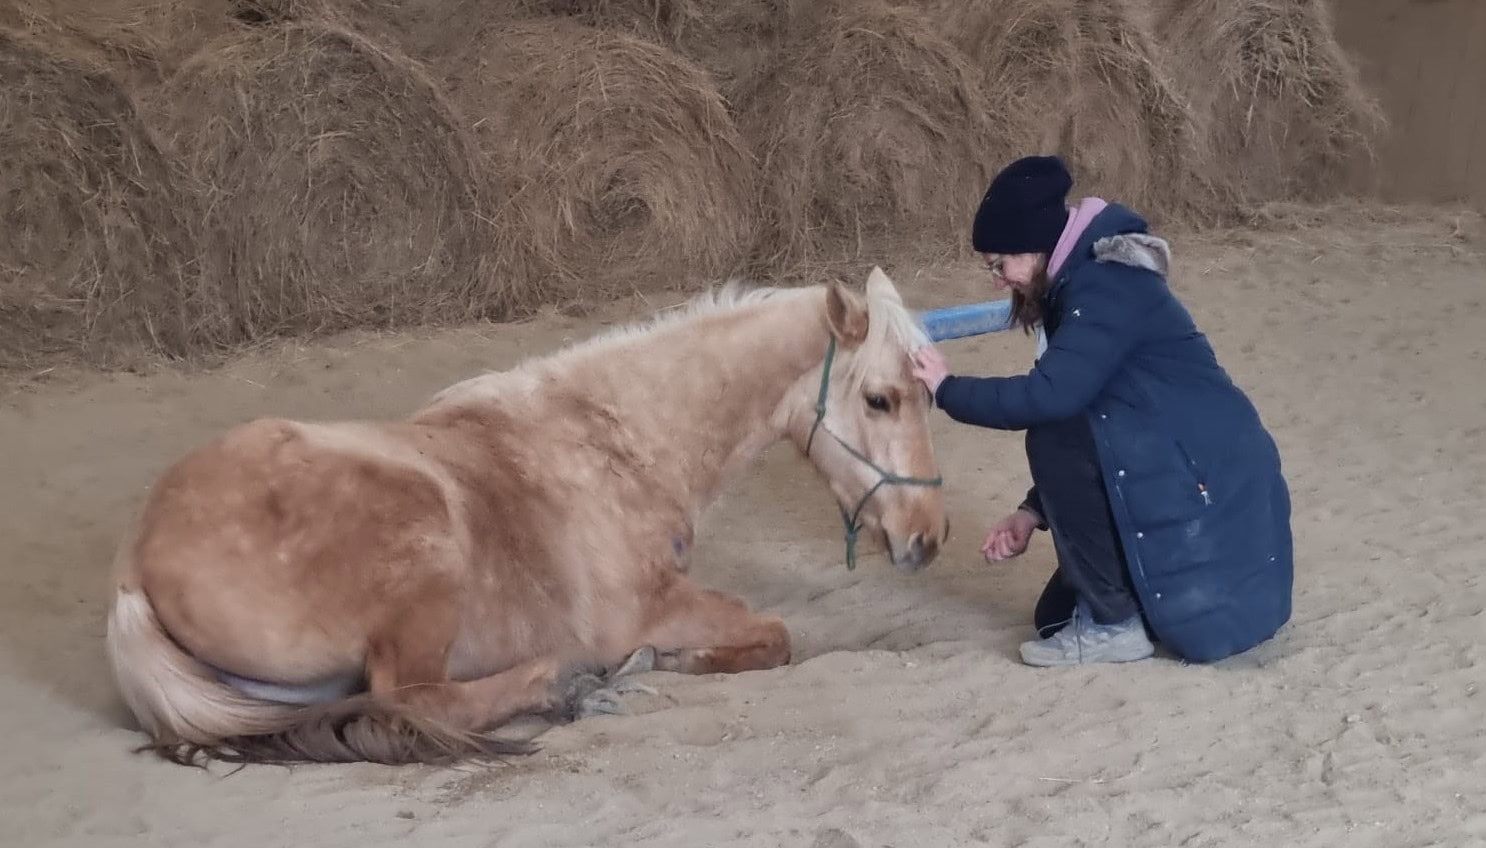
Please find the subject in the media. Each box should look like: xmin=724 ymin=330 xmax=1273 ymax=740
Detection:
xmin=568 ymin=274 xmax=929 ymax=392
xmin=556 ymin=277 xmax=809 ymax=358
xmin=425 ymin=274 xmax=927 ymax=409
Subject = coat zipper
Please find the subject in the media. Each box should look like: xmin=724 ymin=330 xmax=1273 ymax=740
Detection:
xmin=1175 ymin=439 xmax=1212 ymax=505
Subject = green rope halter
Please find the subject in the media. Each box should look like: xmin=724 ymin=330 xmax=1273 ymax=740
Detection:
xmin=805 ymin=335 xmax=944 ymax=570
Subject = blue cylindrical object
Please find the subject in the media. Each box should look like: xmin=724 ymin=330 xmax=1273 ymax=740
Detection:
xmin=918 ymin=299 xmax=1014 ymax=342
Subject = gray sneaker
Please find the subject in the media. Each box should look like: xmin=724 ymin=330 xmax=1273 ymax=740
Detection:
xmin=1019 ymin=602 xmax=1155 ymax=667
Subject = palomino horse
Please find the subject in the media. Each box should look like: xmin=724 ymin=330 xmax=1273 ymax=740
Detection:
xmin=105 ymin=266 xmax=949 ymax=766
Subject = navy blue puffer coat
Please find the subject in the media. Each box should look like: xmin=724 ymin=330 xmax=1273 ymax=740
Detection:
xmin=934 ymin=203 xmax=1294 ymax=663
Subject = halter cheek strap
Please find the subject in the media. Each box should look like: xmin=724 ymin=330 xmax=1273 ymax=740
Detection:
xmin=805 ymin=335 xmax=944 ymax=570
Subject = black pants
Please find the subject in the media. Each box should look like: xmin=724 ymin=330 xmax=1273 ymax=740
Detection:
xmin=1024 ymin=414 xmax=1142 ymax=636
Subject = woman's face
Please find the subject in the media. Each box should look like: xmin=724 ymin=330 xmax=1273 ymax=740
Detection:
xmin=982 ymin=252 xmax=1046 ymax=296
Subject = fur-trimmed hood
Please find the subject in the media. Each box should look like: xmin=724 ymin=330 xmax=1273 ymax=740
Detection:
xmin=1049 ymin=201 xmax=1173 ymax=286
xmin=1093 ymin=232 xmax=1171 ymax=277
xmin=1035 ymin=203 xmax=1172 ymax=360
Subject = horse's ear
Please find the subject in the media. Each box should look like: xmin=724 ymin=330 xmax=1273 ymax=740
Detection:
xmin=825 ymin=280 xmax=869 ymax=348
xmin=865 ymin=265 xmax=899 ymax=301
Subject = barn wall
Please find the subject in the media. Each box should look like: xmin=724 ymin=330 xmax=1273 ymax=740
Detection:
xmin=1333 ymin=0 xmax=1486 ymax=207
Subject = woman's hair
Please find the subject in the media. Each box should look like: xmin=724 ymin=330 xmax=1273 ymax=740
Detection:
xmin=1008 ymin=259 xmax=1051 ymax=333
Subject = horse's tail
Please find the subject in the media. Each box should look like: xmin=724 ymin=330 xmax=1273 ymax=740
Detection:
xmin=104 ymin=584 xmax=534 ymax=766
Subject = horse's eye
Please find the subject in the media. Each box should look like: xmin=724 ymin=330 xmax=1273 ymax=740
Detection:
xmin=865 ymin=393 xmax=890 ymax=412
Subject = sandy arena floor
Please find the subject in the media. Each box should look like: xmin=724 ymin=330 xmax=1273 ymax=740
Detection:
xmin=2 ymin=206 xmax=1483 ymax=847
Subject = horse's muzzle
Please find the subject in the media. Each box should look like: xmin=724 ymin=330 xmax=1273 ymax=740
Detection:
xmin=891 ymin=529 xmax=942 ymax=573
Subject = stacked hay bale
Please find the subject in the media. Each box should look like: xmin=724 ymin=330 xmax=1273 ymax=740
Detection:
xmin=141 ymin=19 xmax=540 ymax=344
xmin=142 ymin=19 xmax=537 ymax=347
xmin=934 ymin=0 xmax=1205 ymax=224
xmin=433 ymin=17 xmax=760 ymax=301
xmin=0 ymin=0 xmax=1391 ymax=372
xmin=0 ymin=0 xmax=235 ymax=88
xmin=509 ymin=0 xmax=786 ymax=104
xmin=1151 ymin=0 xmax=1386 ymax=208
xmin=0 ymin=29 xmax=197 ymax=368
xmin=732 ymin=0 xmax=1024 ymax=270
xmin=210 ymin=0 xmax=438 ymax=54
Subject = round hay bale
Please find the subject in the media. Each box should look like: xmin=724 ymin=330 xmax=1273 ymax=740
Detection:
xmin=735 ymin=0 xmax=1019 ymax=270
xmin=0 ymin=28 xmax=196 ymax=370
xmin=511 ymin=0 xmax=699 ymax=39
xmin=509 ymin=0 xmax=785 ymax=104
xmin=148 ymin=20 xmax=536 ymax=346
xmin=442 ymin=18 xmax=758 ymax=299
xmin=0 ymin=0 xmax=235 ymax=89
xmin=1151 ymin=0 xmax=1386 ymax=206
xmin=936 ymin=0 xmax=1205 ymax=224
xmin=224 ymin=0 xmax=369 ymax=22
xmin=219 ymin=0 xmax=417 ymax=47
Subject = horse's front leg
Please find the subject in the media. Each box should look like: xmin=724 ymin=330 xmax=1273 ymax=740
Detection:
xmin=636 ymin=578 xmax=793 ymax=675
xmin=522 ymin=578 xmax=789 ymax=720
xmin=362 ymin=591 xmax=657 ymax=729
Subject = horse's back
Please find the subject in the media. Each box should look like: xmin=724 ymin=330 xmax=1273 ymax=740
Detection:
xmin=127 ymin=415 xmax=468 ymax=684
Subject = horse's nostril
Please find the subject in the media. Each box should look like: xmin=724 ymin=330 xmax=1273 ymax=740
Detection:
xmin=909 ymin=532 xmax=938 ymax=559
xmin=895 ymin=531 xmax=940 ymax=570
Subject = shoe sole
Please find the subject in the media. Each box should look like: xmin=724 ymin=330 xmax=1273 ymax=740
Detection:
xmin=1019 ymin=645 xmax=1156 ymax=667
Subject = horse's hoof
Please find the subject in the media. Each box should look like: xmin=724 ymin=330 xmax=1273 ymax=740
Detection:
xmin=613 ymin=645 xmax=657 ymax=677
xmin=551 ymin=667 xmax=604 ymax=719
xmin=551 ymin=647 xmax=660 ymax=722
xmin=575 ymin=690 xmax=627 ymax=719
xmin=609 ymin=679 xmax=658 ymax=696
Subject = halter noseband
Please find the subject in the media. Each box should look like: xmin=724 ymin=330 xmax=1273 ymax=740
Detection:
xmin=805 ymin=335 xmax=944 ymax=570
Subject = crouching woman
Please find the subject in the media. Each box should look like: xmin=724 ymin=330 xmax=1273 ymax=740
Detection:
xmin=911 ymin=155 xmax=1295 ymax=667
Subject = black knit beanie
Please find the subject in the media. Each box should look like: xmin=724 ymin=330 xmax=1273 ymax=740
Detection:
xmin=971 ymin=155 xmax=1073 ymax=255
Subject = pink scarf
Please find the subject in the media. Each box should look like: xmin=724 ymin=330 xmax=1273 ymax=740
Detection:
xmin=1031 ymin=196 xmax=1107 ymax=360
xmin=1047 ymin=197 xmax=1108 ymax=279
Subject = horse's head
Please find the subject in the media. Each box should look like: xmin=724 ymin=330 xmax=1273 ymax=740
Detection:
xmin=791 ymin=266 xmax=949 ymax=573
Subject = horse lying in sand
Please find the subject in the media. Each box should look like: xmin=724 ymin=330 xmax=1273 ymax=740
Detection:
xmin=105 ymin=266 xmax=950 ymax=766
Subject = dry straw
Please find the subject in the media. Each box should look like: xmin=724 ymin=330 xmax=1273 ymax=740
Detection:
xmin=218 ymin=0 xmax=424 ymax=51
xmin=440 ymin=17 xmax=759 ymax=301
xmin=512 ymin=0 xmax=701 ymax=39
xmin=1152 ymin=0 xmax=1387 ymax=208
xmin=146 ymin=18 xmax=538 ymax=349
xmin=0 ymin=28 xmax=197 ymax=370
xmin=937 ymin=0 xmax=1203 ymax=224
xmin=511 ymin=0 xmax=787 ymax=104
xmin=0 ymin=0 xmax=1395 ymax=373
xmin=0 ymin=0 xmax=238 ymax=88
xmin=736 ymin=0 xmax=1017 ymax=270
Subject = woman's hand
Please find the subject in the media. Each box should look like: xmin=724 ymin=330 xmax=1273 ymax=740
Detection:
xmin=981 ymin=508 xmax=1039 ymax=562
xmin=909 ymin=344 xmax=950 ymax=396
